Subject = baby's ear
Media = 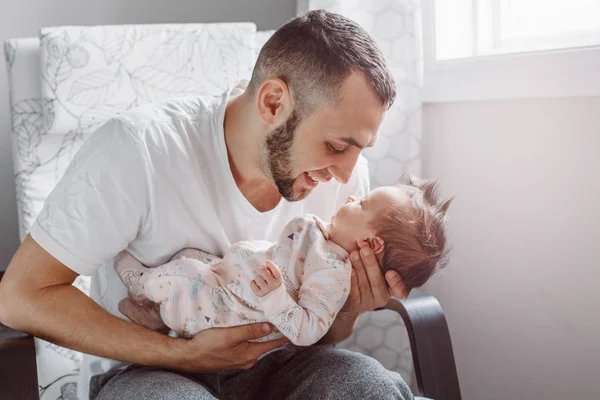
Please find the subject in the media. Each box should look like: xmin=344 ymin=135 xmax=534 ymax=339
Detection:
xmin=357 ymin=239 xmax=369 ymax=249
xmin=358 ymin=237 xmax=385 ymax=255
xmin=369 ymin=236 xmax=385 ymax=255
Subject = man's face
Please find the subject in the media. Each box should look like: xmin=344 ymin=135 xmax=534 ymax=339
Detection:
xmin=264 ymin=72 xmax=388 ymax=202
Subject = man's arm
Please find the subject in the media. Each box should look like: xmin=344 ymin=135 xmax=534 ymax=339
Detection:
xmin=0 ymin=235 xmax=289 ymax=373
xmin=318 ymin=311 xmax=360 ymax=345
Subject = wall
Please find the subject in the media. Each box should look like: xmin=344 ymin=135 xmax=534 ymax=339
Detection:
xmin=422 ymin=97 xmax=600 ymax=399
xmin=0 ymin=0 xmax=296 ymax=269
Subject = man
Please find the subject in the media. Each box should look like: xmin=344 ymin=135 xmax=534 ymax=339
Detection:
xmin=0 ymin=10 xmax=412 ymax=400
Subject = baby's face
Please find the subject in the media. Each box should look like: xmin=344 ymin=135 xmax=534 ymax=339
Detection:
xmin=331 ymin=186 xmax=410 ymax=241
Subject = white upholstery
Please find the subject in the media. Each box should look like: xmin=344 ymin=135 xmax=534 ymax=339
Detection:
xmin=5 ymin=23 xmax=415 ymax=399
xmin=5 ymin=36 xmax=89 ymax=400
xmin=39 ymin=23 xmax=256 ymax=134
xmin=5 ymin=37 xmax=50 ymax=242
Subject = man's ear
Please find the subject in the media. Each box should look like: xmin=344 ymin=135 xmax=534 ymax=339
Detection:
xmin=256 ymin=77 xmax=292 ymax=126
xmin=357 ymin=237 xmax=385 ymax=255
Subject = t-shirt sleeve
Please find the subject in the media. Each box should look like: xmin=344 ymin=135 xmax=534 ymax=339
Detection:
xmin=29 ymin=118 xmax=149 ymax=276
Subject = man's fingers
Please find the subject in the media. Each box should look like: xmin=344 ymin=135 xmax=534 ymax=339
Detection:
xmin=240 ymin=361 xmax=256 ymax=370
xmin=347 ymin=268 xmax=360 ymax=308
xmin=350 ymin=251 xmax=372 ymax=298
xmin=359 ymin=248 xmax=385 ymax=290
xmin=228 ymin=322 xmax=274 ymax=343
xmin=359 ymin=248 xmax=389 ymax=304
xmin=385 ymin=270 xmax=409 ymax=299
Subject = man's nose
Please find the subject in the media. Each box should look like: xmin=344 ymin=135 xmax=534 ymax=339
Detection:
xmin=329 ymin=152 xmax=360 ymax=185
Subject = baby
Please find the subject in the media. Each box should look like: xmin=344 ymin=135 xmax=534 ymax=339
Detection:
xmin=115 ymin=173 xmax=453 ymax=346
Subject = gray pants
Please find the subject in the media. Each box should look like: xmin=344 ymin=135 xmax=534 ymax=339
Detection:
xmin=91 ymin=344 xmax=414 ymax=400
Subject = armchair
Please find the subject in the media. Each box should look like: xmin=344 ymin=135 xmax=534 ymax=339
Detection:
xmin=2 ymin=22 xmax=460 ymax=400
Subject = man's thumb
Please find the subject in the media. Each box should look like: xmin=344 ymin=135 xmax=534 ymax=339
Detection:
xmin=232 ymin=322 xmax=273 ymax=342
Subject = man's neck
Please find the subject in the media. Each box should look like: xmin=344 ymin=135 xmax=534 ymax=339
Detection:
xmin=224 ymin=91 xmax=282 ymax=212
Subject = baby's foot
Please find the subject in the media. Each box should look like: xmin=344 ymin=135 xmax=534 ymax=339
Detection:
xmin=170 ymin=248 xmax=217 ymax=264
xmin=118 ymin=298 xmax=169 ymax=332
xmin=170 ymin=248 xmax=202 ymax=261
xmin=114 ymin=251 xmax=148 ymax=297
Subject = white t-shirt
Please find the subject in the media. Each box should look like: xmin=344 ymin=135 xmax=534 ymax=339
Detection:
xmin=30 ymin=89 xmax=370 ymax=399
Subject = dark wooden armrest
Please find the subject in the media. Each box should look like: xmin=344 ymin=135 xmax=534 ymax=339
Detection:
xmin=0 ymin=271 xmax=39 ymax=399
xmin=378 ymin=289 xmax=462 ymax=400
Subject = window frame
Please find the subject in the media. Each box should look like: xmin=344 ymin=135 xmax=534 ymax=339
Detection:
xmin=422 ymin=0 xmax=600 ymax=102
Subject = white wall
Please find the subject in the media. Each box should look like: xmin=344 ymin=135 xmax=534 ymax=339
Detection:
xmin=422 ymin=97 xmax=600 ymax=399
xmin=0 ymin=0 xmax=296 ymax=270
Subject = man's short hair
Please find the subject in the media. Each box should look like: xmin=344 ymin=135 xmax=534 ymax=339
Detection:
xmin=248 ymin=10 xmax=396 ymax=116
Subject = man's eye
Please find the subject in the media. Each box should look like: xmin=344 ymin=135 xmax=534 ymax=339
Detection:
xmin=327 ymin=143 xmax=345 ymax=154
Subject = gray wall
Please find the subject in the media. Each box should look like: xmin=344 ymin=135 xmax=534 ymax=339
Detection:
xmin=0 ymin=0 xmax=296 ymax=269
xmin=422 ymin=97 xmax=600 ymax=399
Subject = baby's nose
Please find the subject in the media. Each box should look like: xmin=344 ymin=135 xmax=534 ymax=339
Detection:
xmin=346 ymin=196 xmax=358 ymax=204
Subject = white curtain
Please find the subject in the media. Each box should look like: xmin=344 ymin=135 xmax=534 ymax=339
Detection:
xmin=297 ymin=0 xmax=423 ymax=188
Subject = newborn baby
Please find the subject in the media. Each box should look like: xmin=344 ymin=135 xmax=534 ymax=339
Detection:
xmin=115 ymin=173 xmax=453 ymax=345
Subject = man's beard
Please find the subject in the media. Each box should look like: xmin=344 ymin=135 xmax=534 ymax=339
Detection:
xmin=265 ymin=110 xmax=308 ymax=202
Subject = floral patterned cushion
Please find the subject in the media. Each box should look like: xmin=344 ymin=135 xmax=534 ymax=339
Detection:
xmin=39 ymin=23 xmax=256 ymax=135
xmin=5 ymin=37 xmax=51 ymax=241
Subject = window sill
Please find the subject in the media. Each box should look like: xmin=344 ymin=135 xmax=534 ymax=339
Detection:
xmin=422 ymin=45 xmax=600 ymax=103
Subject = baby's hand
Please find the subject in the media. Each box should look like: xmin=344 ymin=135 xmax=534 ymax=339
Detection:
xmin=251 ymin=260 xmax=283 ymax=297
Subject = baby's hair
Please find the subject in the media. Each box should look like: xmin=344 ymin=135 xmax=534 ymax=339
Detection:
xmin=373 ymin=172 xmax=454 ymax=292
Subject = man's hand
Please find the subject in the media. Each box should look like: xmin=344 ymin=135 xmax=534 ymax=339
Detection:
xmin=250 ymin=260 xmax=283 ymax=297
xmin=342 ymin=247 xmax=409 ymax=315
xmin=319 ymin=247 xmax=409 ymax=345
xmin=178 ymin=322 xmax=289 ymax=372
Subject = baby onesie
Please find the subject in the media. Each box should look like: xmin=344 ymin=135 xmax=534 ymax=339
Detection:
xmin=115 ymin=214 xmax=352 ymax=345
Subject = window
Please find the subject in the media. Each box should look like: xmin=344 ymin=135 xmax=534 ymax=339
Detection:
xmin=434 ymin=0 xmax=600 ymax=60
xmin=422 ymin=0 xmax=600 ymax=101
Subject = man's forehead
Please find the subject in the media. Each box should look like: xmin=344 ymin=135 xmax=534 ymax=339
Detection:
xmin=307 ymin=95 xmax=386 ymax=148
xmin=311 ymin=109 xmax=378 ymax=140
xmin=330 ymin=104 xmax=386 ymax=147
